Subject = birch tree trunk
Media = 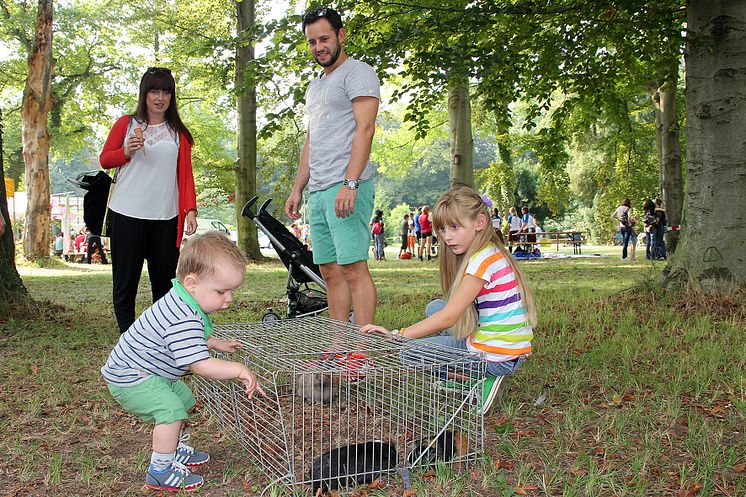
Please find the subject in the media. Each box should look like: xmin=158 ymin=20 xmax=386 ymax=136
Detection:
xmin=651 ymin=72 xmax=684 ymax=254
xmin=448 ymin=82 xmax=473 ymax=188
xmin=235 ymin=0 xmax=261 ymax=259
xmin=494 ymin=107 xmax=516 ymax=215
xmin=0 ymin=109 xmax=29 ymax=313
xmin=21 ymin=0 xmax=54 ymax=260
xmin=663 ymin=0 xmax=746 ymax=288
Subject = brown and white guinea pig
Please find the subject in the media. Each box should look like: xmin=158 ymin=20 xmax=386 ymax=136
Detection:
xmin=295 ymin=369 xmax=338 ymax=403
xmin=407 ymin=429 xmax=467 ymax=465
xmin=308 ymin=440 xmax=398 ymax=494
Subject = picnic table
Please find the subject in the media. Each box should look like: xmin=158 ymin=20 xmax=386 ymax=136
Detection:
xmin=508 ymin=230 xmax=587 ymax=254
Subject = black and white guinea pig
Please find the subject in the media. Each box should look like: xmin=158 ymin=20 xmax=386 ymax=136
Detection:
xmin=308 ymin=440 xmax=398 ymax=493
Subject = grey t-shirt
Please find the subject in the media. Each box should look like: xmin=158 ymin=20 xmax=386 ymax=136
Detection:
xmin=305 ymin=57 xmax=381 ymax=192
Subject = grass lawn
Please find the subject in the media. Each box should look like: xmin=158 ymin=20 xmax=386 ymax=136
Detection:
xmin=1 ymin=245 xmax=743 ymax=496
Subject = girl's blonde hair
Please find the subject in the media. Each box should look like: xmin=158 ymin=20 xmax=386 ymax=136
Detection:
xmin=432 ymin=186 xmax=537 ymax=339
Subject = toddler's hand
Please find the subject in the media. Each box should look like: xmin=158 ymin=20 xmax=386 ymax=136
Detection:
xmin=239 ymin=368 xmax=266 ymax=398
xmin=359 ymin=324 xmax=390 ymax=335
xmin=209 ymin=337 xmax=241 ymax=353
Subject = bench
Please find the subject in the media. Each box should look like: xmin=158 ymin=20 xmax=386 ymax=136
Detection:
xmin=508 ymin=231 xmax=587 ymax=255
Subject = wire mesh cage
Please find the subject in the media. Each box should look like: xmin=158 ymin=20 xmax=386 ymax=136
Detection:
xmin=191 ymin=316 xmax=486 ymax=494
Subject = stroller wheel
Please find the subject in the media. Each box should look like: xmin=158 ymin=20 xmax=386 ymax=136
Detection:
xmin=262 ymin=311 xmax=281 ymax=323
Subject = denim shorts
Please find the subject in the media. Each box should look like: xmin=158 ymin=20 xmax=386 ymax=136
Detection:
xmin=309 ymin=180 xmax=375 ymax=265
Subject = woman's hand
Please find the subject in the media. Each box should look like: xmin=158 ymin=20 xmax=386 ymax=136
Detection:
xmin=360 ymin=324 xmax=391 ymax=335
xmin=185 ymin=210 xmax=198 ymax=235
xmin=123 ymin=134 xmax=144 ymax=159
xmin=207 ymin=337 xmax=241 ymax=353
xmin=238 ymin=367 xmax=266 ymax=398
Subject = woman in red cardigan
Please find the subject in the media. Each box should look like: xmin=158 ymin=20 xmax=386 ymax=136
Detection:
xmin=100 ymin=67 xmax=198 ymax=333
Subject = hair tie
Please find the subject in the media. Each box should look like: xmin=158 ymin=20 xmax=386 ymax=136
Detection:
xmin=481 ymin=195 xmax=493 ymax=208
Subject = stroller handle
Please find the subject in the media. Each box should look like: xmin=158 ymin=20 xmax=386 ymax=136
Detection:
xmin=241 ymin=196 xmax=260 ymax=220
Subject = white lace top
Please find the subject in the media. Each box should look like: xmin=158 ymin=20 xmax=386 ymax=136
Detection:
xmin=108 ymin=120 xmax=180 ymax=220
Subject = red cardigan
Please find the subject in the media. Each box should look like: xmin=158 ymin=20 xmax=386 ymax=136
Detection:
xmin=99 ymin=115 xmax=197 ymax=248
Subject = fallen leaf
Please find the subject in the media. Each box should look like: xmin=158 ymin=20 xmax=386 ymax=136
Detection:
xmin=733 ymin=463 xmax=745 ymax=473
xmin=402 ymin=490 xmax=416 ymax=497
xmin=30 ymin=364 xmax=39 ymax=375
xmin=492 ymin=459 xmax=514 ymax=470
xmin=514 ymin=487 xmax=527 ymax=495
xmin=422 ymin=470 xmax=436 ymax=479
xmin=368 ymin=479 xmax=386 ymax=489
xmin=677 ymin=482 xmax=703 ymax=497
xmin=524 ymin=484 xmax=539 ymax=490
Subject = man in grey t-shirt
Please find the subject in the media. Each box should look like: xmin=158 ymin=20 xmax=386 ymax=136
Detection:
xmin=285 ymin=7 xmax=380 ymax=326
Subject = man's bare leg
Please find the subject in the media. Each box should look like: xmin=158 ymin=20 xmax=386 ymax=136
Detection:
xmin=339 ymin=261 xmax=376 ymax=325
xmin=319 ymin=262 xmax=352 ymax=322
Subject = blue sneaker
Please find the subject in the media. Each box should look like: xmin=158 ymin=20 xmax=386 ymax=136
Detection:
xmin=145 ymin=461 xmax=203 ymax=492
xmin=176 ymin=434 xmax=210 ymax=467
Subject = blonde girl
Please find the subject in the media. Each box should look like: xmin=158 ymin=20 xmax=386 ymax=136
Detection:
xmin=361 ymin=186 xmax=536 ymax=414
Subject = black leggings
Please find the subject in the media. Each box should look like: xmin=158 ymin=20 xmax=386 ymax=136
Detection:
xmin=109 ymin=210 xmax=179 ymax=333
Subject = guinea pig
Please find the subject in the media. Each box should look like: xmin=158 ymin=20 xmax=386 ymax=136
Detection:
xmin=407 ymin=430 xmax=467 ymax=465
xmin=296 ymin=370 xmax=338 ymax=403
xmin=308 ymin=441 xmax=398 ymax=493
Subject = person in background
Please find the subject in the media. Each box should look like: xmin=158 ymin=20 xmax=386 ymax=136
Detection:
xmin=54 ymin=232 xmax=64 ymax=257
xmin=284 ymin=7 xmax=380 ymax=325
xmin=628 ymin=215 xmax=638 ymax=261
xmin=407 ymin=212 xmax=416 ymax=255
xmin=520 ymin=206 xmax=537 ymax=252
xmin=362 ymin=187 xmax=536 ymax=415
xmin=418 ymin=205 xmax=433 ymax=261
xmin=100 ymin=66 xmax=198 ymax=333
xmin=507 ymin=207 xmax=521 ymax=253
xmin=610 ymin=198 xmax=632 ymax=260
xmin=370 ymin=209 xmax=385 ymax=261
xmin=399 ymin=213 xmax=410 ymax=259
xmin=87 ymin=230 xmax=109 ymax=265
xmin=291 ymin=222 xmax=302 ymax=240
xmin=75 ymin=229 xmax=86 ymax=254
xmin=642 ymin=199 xmax=656 ymax=260
xmin=654 ymin=198 xmax=667 ymax=260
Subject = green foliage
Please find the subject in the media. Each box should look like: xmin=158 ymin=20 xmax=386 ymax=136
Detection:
xmin=383 ymin=202 xmax=411 ymax=239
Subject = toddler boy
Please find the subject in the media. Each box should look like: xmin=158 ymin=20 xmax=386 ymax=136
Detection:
xmin=102 ymin=231 xmax=263 ymax=492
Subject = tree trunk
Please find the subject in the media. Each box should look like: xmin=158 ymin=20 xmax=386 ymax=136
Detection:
xmin=0 ymin=110 xmax=30 ymax=314
xmin=662 ymin=1 xmax=746 ymax=289
xmin=651 ymin=72 xmax=684 ymax=254
xmin=235 ymin=0 xmax=261 ymax=259
xmin=493 ymin=106 xmax=516 ymax=215
xmin=447 ymin=82 xmax=473 ymax=188
xmin=21 ymin=0 xmax=54 ymax=260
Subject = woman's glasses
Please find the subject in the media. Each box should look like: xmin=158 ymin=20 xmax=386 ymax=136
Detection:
xmin=146 ymin=67 xmax=172 ymax=75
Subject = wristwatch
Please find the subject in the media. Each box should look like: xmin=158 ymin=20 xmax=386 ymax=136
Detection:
xmin=343 ymin=178 xmax=359 ymax=190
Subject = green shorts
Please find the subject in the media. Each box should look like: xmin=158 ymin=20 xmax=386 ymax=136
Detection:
xmin=309 ymin=180 xmax=375 ymax=265
xmin=107 ymin=376 xmax=195 ymax=425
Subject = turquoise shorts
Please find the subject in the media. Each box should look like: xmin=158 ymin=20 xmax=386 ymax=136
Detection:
xmin=309 ymin=180 xmax=375 ymax=265
xmin=107 ymin=376 xmax=195 ymax=425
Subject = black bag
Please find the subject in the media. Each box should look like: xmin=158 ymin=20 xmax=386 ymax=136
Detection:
xmin=619 ymin=209 xmax=629 ymax=227
xmin=68 ymin=171 xmax=112 ymax=236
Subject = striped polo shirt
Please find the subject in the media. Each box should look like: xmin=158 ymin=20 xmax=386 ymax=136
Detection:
xmin=465 ymin=244 xmax=533 ymax=362
xmin=101 ymin=284 xmax=212 ymax=387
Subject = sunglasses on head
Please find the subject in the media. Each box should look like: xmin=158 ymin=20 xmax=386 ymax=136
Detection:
xmin=302 ymin=7 xmax=330 ymax=22
xmin=147 ymin=67 xmax=172 ymax=75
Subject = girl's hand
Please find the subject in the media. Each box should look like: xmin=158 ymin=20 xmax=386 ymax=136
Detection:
xmin=208 ymin=337 xmax=241 ymax=353
xmin=360 ymin=324 xmax=390 ymax=335
xmin=238 ymin=368 xmax=266 ymax=398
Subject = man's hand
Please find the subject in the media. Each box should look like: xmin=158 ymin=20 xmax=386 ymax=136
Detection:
xmin=335 ymin=186 xmax=357 ymax=218
xmin=285 ymin=190 xmax=302 ymax=220
xmin=207 ymin=337 xmax=241 ymax=353
xmin=238 ymin=368 xmax=266 ymax=398
xmin=185 ymin=210 xmax=198 ymax=235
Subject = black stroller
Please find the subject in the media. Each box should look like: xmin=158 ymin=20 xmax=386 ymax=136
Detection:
xmin=242 ymin=197 xmax=329 ymax=322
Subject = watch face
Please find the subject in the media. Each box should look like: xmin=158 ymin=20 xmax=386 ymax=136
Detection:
xmin=345 ymin=179 xmax=358 ymax=189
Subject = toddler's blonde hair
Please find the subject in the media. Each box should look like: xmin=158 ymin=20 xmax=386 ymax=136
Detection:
xmin=432 ymin=186 xmax=537 ymax=339
xmin=177 ymin=231 xmax=247 ymax=281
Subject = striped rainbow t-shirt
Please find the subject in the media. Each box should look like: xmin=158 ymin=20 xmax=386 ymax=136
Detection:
xmin=465 ymin=244 xmax=533 ymax=362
